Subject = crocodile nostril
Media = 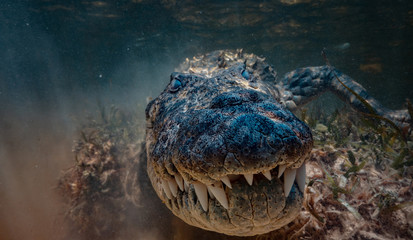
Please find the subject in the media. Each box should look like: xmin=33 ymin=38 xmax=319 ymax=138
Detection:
xmin=248 ymin=92 xmax=259 ymax=101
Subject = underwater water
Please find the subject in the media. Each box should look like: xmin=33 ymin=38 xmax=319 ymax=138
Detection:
xmin=0 ymin=0 xmax=413 ymax=239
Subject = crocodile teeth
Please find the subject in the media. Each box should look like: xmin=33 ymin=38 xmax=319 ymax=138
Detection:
xmin=262 ymin=170 xmax=272 ymax=181
xmin=168 ymin=179 xmax=178 ymax=197
xmin=161 ymin=179 xmax=172 ymax=199
xmin=243 ymin=173 xmax=254 ymax=185
xmin=207 ymin=187 xmax=215 ymax=199
xmin=193 ymin=182 xmax=208 ymax=211
xmin=207 ymin=184 xmax=229 ymax=209
xmin=296 ymin=163 xmax=306 ymax=193
xmin=283 ymin=168 xmax=296 ymax=197
xmin=184 ymin=179 xmax=189 ymax=192
xmin=174 ymin=175 xmax=184 ymax=191
xmin=278 ymin=165 xmax=287 ymax=178
xmin=221 ymin=176 xmax=232 ymax=189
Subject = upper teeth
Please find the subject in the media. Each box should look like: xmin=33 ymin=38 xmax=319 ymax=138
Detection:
xmin=278 ymin=165 xmax=286 ymax=178
xmin=174 ymin=174 xmax=184 ymax=191
xmin=283 ymin=168 xmax=296 ymax=198
xmin=193 ymin=182 xmax=208 ymax=211
xmin=161 ymin=179 xmax=172 ymax=199
xmin=243 ymin=173 xmax=254 ymax=186
xmin=207 ymin=182 xmax=229 ymax=209
xmin=159 ymin=163 xmax=306 ymax=211
xmin=221 ymin=176 xmax=232 ymax=189
xmin=168 ymin=179 xmax=178 ymax=197
xmin=262 ymin=170 xmax=272 ymax=181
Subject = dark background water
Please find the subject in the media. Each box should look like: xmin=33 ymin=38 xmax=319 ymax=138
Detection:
xmin=0 ymin=0 xmax=412 ymax=239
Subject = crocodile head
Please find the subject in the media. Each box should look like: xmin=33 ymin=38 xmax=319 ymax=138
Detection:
xmin=145 ymin=51 xmax=313 ymax=236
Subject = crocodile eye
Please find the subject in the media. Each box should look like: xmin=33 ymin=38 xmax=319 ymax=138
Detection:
xmin=241 ymin=70 xmax=250 ymax=80
xmin=169 ymin=78 xmax=182 ymax=92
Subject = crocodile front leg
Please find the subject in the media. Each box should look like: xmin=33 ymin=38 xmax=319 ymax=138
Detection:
xmin=280 ymin=66 xmax=411 ymax=127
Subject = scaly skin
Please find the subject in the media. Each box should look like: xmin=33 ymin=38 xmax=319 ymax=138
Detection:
xmin=146 ymin=61 xmax=312 ymax=236
xmin=145 ymin=50 xmax=411 ymax=236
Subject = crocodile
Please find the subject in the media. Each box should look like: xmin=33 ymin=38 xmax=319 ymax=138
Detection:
xmin=145 ymin=49 xmax=410 ymax=236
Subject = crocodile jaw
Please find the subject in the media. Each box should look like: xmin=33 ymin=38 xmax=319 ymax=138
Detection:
xmin=147 ymin=159 xmax=306 ymax=236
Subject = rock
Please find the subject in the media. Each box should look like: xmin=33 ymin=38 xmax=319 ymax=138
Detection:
xmin=315 ymin=123 xmax=328 ymax=133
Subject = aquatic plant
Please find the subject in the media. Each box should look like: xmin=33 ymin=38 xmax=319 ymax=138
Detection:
xmin=293 ymin=51 xmax=413 ymax=237
xmin=300 ymin=108 xmax=318 ymax=128
xmin=322 ymin=49 xmax=412 ymax=170
xmin=58 ymin=105 xmax=147 ymax=239
xmin=343 ymin=150 xmax=366 ymax=178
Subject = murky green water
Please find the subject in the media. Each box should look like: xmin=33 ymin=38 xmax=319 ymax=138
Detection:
xmin=0 ymin=1 xmax=412 ymax=239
